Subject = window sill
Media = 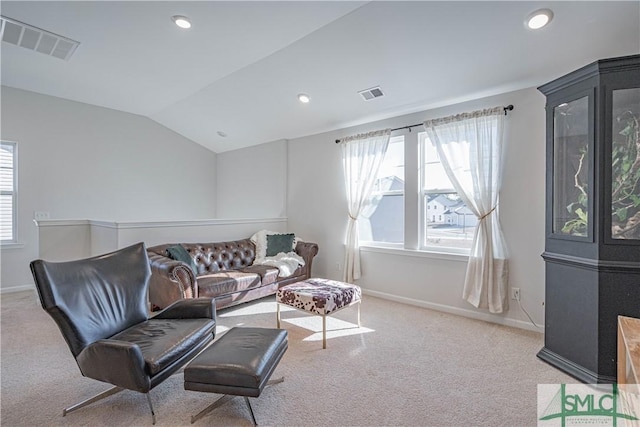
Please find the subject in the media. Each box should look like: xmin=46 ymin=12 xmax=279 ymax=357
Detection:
xmin=0 ymin=242 xmax=25 ymax=250
xmin=359 ymin=244 xmax=469 ymax=263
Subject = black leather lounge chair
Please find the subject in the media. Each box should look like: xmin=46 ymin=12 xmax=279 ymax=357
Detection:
xmin=30 ymin=242 xmax=216 ymax=424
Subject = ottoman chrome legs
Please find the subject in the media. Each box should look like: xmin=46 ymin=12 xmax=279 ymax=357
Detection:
xmin=277 ymin=301 xmax=362 ymax=349
xmin=190 ymin=377 xmax=284 ymax=426
xmin=322 ymin=302 xmax=361 ymax=349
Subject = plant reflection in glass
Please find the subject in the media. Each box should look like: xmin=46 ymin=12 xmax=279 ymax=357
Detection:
xmin=553 ymin=98 xmax=589 ymax=237
xmin=611 ymin=88 xmax=640 ymax=240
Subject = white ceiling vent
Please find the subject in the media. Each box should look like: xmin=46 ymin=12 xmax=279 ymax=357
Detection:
xmin=358 ymin=86 xmax=384 ymax=101
xmin=0 ymin=16 xmax=79 ymax=61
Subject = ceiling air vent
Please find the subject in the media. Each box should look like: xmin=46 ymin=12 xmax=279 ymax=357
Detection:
xmin=0 ymin=15 xmax=79 ymax=61
xmin=358 ymin=86 xmax=384 ymax=101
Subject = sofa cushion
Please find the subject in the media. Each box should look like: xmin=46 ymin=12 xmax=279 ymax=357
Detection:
xmin=266 ymin=233 xmax=295 ymax=256
xmin=166 ymin=245 xmax=198 ymax=277
xmin=110 ymin=318 xmax=216 ymax=375
xmin=251 ymin=230 xmax=300 ymax=259
xmin=237 ymin=265 xmax=279 ymax=286
xmin=197 ymin=271 xmax=261 ymax=297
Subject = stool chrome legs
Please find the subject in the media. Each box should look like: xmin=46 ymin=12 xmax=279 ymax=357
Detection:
xmin=190 ymin=394 xmax=234 ymax=424
xmin=278 ymin=300 xmax=362 ymax=349
xmin=244 ymin=397 xmax=257 ymax=426
xmin=190 ymin=377 xmax=285 ymax=426
xmin=322 ymin=315 xmax=327 ymax=349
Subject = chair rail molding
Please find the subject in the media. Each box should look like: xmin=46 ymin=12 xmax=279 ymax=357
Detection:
xmin=34 ymin=217 xmax=289 ymax=261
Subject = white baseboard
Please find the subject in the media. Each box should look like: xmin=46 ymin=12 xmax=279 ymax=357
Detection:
xmin=362 ymin=289 xmax=542 ymax=332
xmin=1 ymin=284 xmax=35 ymax=294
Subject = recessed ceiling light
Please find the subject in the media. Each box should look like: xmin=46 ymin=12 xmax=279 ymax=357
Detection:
xmin=297 ymin=93 xmax=310 ymax=103
xmin=526 ymin=9 xmax=553 ymax=30
xmin=172 ymin=15 xmax=191 ymax=29
xmin=217 ymin=131 xmax=227 ymax=138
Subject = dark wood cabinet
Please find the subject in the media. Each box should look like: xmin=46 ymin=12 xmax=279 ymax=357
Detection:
xmin=537 ymin=54 xmax=640 ymax=383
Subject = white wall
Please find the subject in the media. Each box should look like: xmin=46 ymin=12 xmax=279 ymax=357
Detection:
xmin=5 ymin=82 xmax=549 ymax=331
xmin=216 ymin=139 xmax=287 ymax=218
xmin=285 ymin=87 xmax=547 ymax=330
xmin=0 ymin=86 xmax=218 ymax=291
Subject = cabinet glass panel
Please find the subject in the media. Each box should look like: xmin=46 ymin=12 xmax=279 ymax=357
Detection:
xmin=611 ymin=87 xmax=640 ymax=240
xmin=553 ymin=96 xmax=589 ymax=236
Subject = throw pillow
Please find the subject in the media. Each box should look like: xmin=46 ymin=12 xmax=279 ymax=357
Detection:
xmin=166 ymin=245 xmax=199 ymax=277
xmin=266 ymin=233 xmax=295 ymax=257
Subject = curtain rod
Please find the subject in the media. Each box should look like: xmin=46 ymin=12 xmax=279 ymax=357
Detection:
xmin=335 ymin=104 xmax=514 ymax=144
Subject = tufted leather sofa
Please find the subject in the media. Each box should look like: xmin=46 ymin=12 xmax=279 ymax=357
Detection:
xmin=147 ymin=238 xmax=318 ymax=311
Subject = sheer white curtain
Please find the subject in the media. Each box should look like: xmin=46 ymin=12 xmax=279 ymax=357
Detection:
xmin=423 ymin=107 xmax=509 ymax=313
xmin=340 ymin=130 xmax=391 ymax=283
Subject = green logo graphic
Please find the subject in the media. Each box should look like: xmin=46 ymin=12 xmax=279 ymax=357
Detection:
xmin=538 ymin=384 xmax=639 ymax=426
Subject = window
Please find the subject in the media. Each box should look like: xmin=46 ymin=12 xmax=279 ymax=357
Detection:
xmin=360 ymin=130 xmax=473 ymax=253
xmin=420 ymin=133 xmax=474 ymax=250
xmin=359 ymin=136 xmax=404 ymax=244
xmin=1 ymin=142 xmax=17 ymax=243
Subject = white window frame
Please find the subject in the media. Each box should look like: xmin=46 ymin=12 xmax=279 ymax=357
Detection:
xmin=360 ymin=129 xmax=471 ymax=257
xmin=1 ymin=141 xmax=17 ymax=244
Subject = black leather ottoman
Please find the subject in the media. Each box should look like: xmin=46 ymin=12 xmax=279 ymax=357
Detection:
xmin=184 ymin=327 xmax=288 ymax=425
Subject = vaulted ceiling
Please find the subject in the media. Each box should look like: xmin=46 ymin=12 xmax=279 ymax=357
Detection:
xmin=2 ymin=1 xmax=639 ymax=153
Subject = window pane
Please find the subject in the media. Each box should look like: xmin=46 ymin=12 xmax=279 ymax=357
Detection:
xmin=0 ymin=142 xmax=16 ymax=242
xmin=0 ymin=194 xmax=13 ymax=241
xmin=373 ymin=136 xmax=404 ymax=192
xmin=369 ymin=193 xmax=404 ymax=243
xmin=611 ymin=88 xmax=640 ymax=240
xmin=423 ymin=137 xmax=454 ymax=191
xmin=421 ymin=133 xmax=472 ymax=250
xmin=552 ymin=97 xmax=589 ymax=236
xmin=0 ymin=168 xmax=13 ymax=192
xmin=361 ymin=136 xmax=404 ymax=243
xmin=423 ymin=193 xmax=475 ymax=249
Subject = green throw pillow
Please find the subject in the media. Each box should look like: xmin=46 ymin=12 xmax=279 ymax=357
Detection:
xmin=266 ymin=233 xmax=295 ymax=257
xmin=166 ymin=245 xmax=198 ymax=277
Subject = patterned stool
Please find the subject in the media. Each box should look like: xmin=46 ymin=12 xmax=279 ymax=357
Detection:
xmin=276 ymin=278 xmax=362 ymax=349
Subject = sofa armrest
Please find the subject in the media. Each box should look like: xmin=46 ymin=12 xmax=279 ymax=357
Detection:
xmin=153 ymin=297 xmax=216 ymax=321
xmin=77 ymin=339 xmax=149 ymax=392
xmin=147 ymin=251 xmax=197 ymax=311
xmin=295 ymin=241 xmax=319 ymax=278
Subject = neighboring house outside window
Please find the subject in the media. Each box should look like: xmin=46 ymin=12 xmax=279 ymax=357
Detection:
xmin=421 ymin=132 xmax=474 ymax=250
xmin=360 ymin=136 xmax=404 ymax=243
xmin=360 ymin=130 xmax=473 ymax=254
xmin=1 ymin=141 xmax=17 ymax=243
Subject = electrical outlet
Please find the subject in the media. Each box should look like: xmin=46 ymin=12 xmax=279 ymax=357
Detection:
xmin=511 ymin=287 xmax=521 ymax=301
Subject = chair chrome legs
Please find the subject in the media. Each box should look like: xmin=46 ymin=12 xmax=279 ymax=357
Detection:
xmin=62 ymin=386 xmax=123 ymax=417
xmin=146 ymin=393 xmax=156 ymax=425
xmin=266 ymin=377 xmax=284 ymax=387
xmin=244 ymin=397 xmax=257 ymax=426
xmin=62 ymin=387 xmax=157 ymax=425
xmin=190 ymin=377 xmax=285 ymax=426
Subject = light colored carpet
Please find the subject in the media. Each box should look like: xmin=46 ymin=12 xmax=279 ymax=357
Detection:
xmin=1 ymin=290 xmax=572 ymax=426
